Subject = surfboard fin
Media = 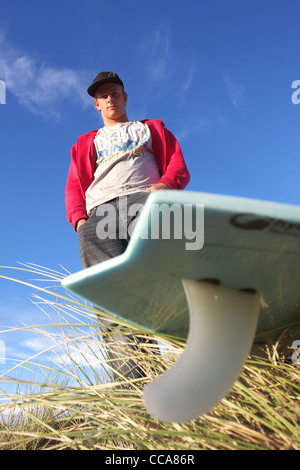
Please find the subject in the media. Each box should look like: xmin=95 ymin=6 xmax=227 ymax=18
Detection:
xmin=143 ymin=280 xmax=260 ymax=423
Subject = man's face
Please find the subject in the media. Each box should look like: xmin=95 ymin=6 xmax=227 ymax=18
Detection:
xmin=93 ymin=82 xmax=128 ymax=124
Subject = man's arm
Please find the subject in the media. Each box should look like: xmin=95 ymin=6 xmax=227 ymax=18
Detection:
xmin=147 ymin=120 xmax=190 ymax=190
xmin=146 ymin=183 xmax=169 ymax=192
xmin=65 ymin=142 xmax=89 ymax=231
xmin=76 ymin=218 xmax=87 ymax=230
xmin=65 ymin=131 xmax=97 ymax=231
xmin=159 ymin=127 xmax=190 ymax=189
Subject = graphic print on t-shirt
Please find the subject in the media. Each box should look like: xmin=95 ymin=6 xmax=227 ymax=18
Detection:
xmin=95 ymin=121 xmax=150 ymax=165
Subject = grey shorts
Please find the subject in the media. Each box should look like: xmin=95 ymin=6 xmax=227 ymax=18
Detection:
xmin=77 ymin=192 xmax=149 ymax=269
xmin=77 ymin=192 xmax=158 ymax=381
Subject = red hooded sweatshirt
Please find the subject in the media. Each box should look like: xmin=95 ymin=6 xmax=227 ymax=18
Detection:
xmin=65 ymin=119 xmax=190 ymax=230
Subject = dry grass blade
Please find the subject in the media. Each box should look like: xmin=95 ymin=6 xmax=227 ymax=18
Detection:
xmin=0 ymin=264 xmax=299 ymax=450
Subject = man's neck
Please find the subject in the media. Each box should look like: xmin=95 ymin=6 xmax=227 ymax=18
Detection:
xmin=102 ymin=114 xmax=129 ymax=127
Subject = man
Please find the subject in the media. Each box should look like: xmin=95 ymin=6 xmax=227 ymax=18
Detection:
xmin=65 ymin=71 xmax=190 ymax=380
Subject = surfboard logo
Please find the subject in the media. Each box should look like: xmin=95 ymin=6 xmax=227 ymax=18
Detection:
xmin=230 ymin=213 xmax=300 ymax=238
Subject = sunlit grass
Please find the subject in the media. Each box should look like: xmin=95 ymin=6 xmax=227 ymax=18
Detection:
xmin=0 ymin=264 xmax=299 ymax=450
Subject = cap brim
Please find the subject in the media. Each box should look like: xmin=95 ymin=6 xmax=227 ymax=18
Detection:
xmin=87 ymin=77 xmax=124 ymax=97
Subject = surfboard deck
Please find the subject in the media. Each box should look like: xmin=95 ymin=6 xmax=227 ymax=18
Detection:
xmin=62 ymin=191 xmax=300 ymax=422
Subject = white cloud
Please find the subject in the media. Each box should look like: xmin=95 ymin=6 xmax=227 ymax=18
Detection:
xmin=21 ymin=337 xmax=47 ymax=353
xmin=180 ymin=62 xmax=196 ymax=98
xmin=0 ymin=32 xmax=90 ymax=119
xmin=19 ymin=333 xmax=105 ymax=369
xmin=53 ymin=340 xmax=105 ymax=369
xmin=144 ymin=28 xmax=172 ymax=90
xmin=223 ymin=72 xmax=245 ymax=107
xmin=176 ymin=118 xmax=210 ymax=141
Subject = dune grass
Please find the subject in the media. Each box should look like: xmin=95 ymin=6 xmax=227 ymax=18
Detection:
xmin=0 ymin=264 xmax=299 ymax=450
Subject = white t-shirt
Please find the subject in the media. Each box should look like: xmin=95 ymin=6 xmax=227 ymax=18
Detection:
xmin=85 ymin=121 xmax=161 ymax=215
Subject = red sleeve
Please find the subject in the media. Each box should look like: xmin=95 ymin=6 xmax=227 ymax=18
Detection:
xmin=158 ymin=127 xmax=190 ymax=189
xmin=149 ymin=120 xmax=190 ymax=189
xmin=65 ymin=142 xmax=88 ymax=230
xmin=65 ymin=131 xmax=97 ymax=230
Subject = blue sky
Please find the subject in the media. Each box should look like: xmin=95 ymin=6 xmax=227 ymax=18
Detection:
xmin=0 ymin=0 xmax=300 ymax=378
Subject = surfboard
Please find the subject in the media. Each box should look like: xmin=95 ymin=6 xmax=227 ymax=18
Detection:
xmin=62 ymin=190 xmax=300 ymax=423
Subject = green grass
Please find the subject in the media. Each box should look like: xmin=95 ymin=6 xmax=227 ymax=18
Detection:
xmin=0 ymin=264 xmax=299 ymax=450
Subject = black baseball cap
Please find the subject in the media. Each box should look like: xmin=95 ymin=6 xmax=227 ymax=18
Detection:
xmin=87 ymin=72 xmax=124 ymax=97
